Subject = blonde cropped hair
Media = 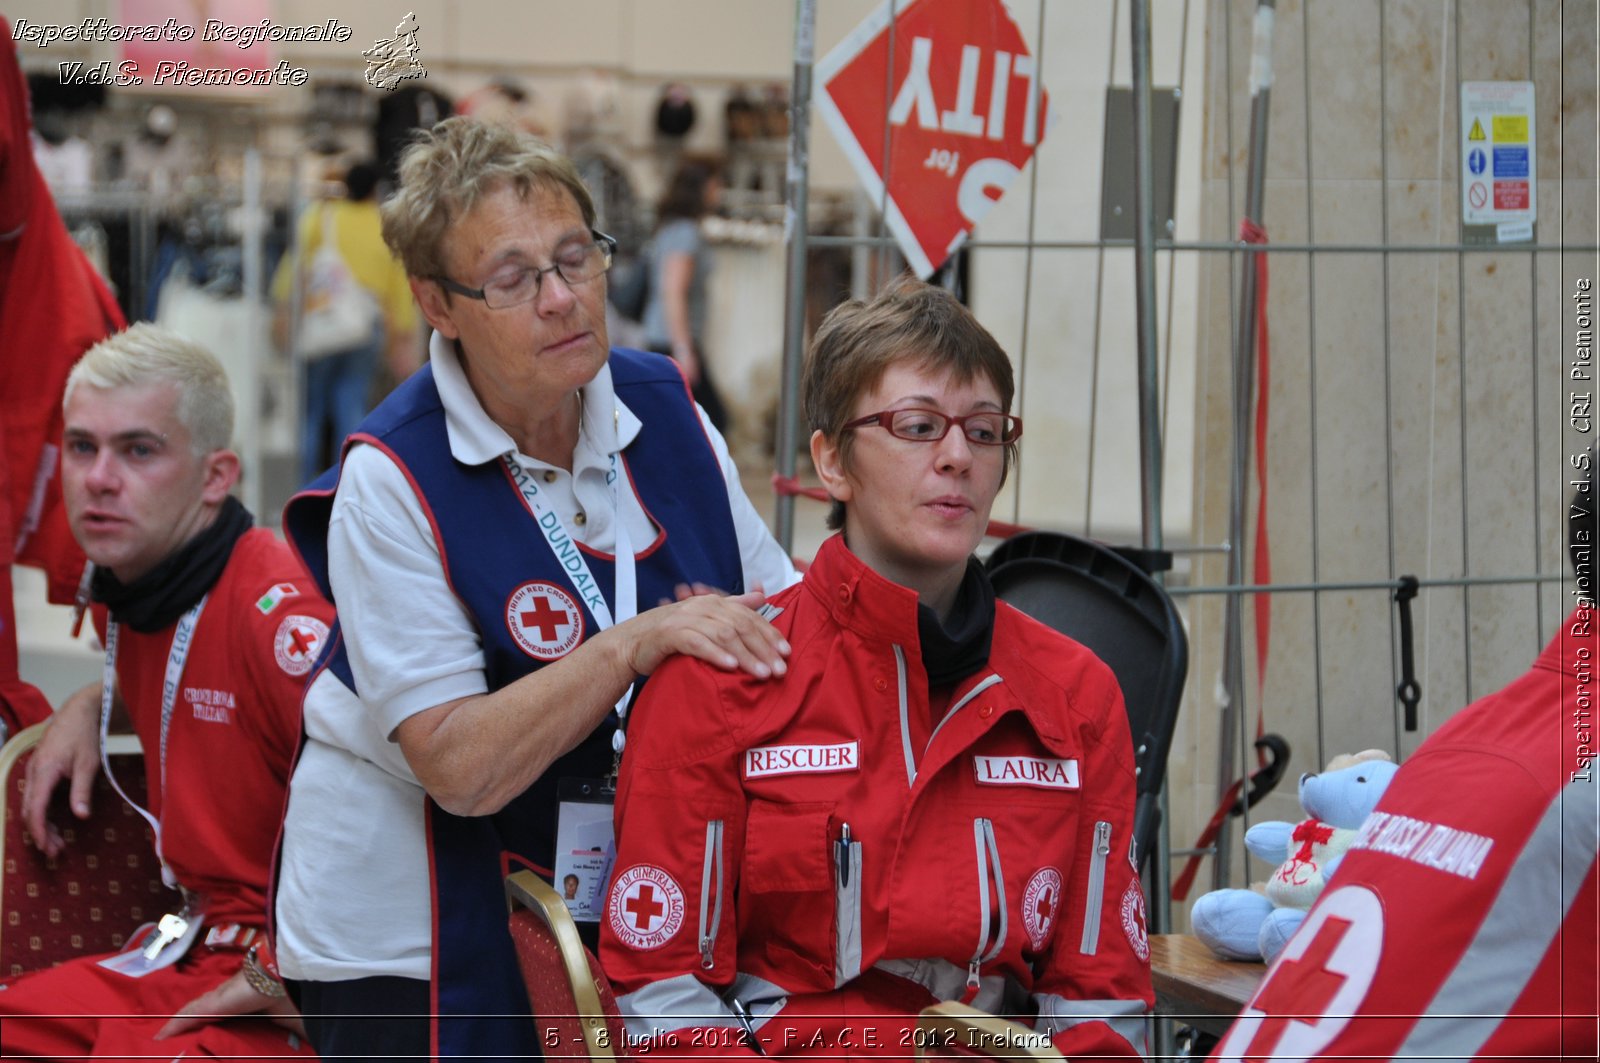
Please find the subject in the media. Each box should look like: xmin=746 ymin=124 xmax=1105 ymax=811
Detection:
xmin=380 ymin=116 xmax=597 ymax=280
xmin=64 ymin=322 xmax=235 ymax=455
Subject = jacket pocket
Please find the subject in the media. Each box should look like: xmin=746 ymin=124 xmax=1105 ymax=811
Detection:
xmin=699 ymin=819 xmax=725 ymax=970
xmin=743 ymin=801 xmax=833 ymax=892
xmin=742 ymin=801 xmax=837 ymax=984
xmin=1080 ymin=820 xmax=1112 ymax=955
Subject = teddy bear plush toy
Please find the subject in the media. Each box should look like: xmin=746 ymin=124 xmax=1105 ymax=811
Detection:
xmin=1190 ymin=749 xmax=1399 ymax=962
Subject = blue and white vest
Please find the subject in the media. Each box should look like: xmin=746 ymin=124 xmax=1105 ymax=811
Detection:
xmin=284 ymin=348 xmax=742 ymax=1060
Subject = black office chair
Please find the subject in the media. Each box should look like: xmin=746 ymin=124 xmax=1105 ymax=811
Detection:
xmin=985 ymin=531 xmax=1188 ymax=879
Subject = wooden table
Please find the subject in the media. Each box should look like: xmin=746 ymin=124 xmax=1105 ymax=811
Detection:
xmin=1148 ymin=934 xmax=1267 ymax=1038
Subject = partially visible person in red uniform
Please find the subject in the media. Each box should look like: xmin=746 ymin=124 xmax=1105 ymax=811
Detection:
xmin=0 ymin=323 xmax=328 ymax=1059
xmin=1210 ymin=468 xmax=1599 ymax=1062
xmin=602 ymin=277 xmax=1153 ymax=1059
xmin=0 ymin=15 xmax=126 ymax=738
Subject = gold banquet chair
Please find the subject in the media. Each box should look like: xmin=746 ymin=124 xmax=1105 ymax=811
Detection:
xmin=0 ymin=723 xmax=178 ymax=979
xmin=505 ymin=868 xmax=629 ymax=1060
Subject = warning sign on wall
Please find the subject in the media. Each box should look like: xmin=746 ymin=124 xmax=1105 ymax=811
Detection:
xmin=1460 ymin=81 xmax=1536 ymax=241
xmin=815 ymin=0 xmax=1053 ymax=278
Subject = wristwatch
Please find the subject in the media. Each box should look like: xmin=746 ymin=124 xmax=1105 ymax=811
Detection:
xmin=242 ymin=941 xmax=287 ymax=999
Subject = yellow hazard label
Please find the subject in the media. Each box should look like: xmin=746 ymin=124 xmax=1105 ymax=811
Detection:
xmin=1492 ymin=114 xmax=1528 ymax=143
xmin=1468 ymin=118 xmax=1486 ymax=141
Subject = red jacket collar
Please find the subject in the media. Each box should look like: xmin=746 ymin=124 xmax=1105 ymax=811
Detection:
xmin=803 ymin=533 xmax=927 ymax=646
xmin=799 ymin=535 xmax=1081 ymax=756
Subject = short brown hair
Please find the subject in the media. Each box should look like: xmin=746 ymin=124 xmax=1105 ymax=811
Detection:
xmin=802 ymin=276 xmax=1018 ymax=529
xmin=656 ymin=154 xmax=724 ymax=222
xmin=380 ymin=116 xmax=596 ymax=280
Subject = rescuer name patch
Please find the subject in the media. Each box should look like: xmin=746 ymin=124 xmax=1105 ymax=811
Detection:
xmin=972 ymin=755 xmax=1080 ymax=789
xmin=743 ymin=741 xmax=860 ymax=779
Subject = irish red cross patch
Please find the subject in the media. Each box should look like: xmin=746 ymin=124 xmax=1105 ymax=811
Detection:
xmin=607 ymin=865 xmax=685 ymax=951
xmin=505 ymin=581 xmax=585 ymax=661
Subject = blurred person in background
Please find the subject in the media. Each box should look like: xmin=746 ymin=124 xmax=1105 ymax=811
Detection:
xmin=642 ymin=154 xmax=730 ymax=434
xmin=273 ymin=160 xmax=420 ymax=486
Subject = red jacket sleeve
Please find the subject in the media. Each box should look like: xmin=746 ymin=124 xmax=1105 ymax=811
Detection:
xmin=601 ymin=653 xmax=762 ymax=1060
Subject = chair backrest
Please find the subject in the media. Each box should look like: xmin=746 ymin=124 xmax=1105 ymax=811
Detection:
xmin=985 ymin=531 xmax=1188 ymax=872
xmin=915 ymin=1001 xmax=1067 ymax=1061
xmin=0 ymin=722 xmax=178 ymax=978
xmin=505 ymin=869 xmax=627 ymax=1061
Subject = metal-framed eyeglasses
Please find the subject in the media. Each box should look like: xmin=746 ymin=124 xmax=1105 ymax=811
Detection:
xmin=842 ymin=408 xmax=1024 ymax=446
xmin=433 ymin=231 xmax=617 ymax=309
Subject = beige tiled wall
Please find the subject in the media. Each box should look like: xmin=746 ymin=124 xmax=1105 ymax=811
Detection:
xmin=1171 ymin=0 xmax=1598 ymax=920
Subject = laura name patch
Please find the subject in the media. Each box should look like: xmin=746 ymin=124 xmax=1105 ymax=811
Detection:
xmin=972 ymin=755 xmax=1080 ymax=790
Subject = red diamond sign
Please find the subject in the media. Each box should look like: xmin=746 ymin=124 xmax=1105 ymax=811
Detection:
xmin=816 ymin=0 xmax=1052 ymax=278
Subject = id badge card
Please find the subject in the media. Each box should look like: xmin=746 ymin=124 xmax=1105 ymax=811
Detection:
xmin=98 ymin=911 xmax=205 ymax=977
xmin=553 ymin=777 xmax=617 ymax=923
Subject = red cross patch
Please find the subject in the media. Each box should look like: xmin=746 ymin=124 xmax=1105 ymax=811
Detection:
xmin=607 ymin=865 xmax=685 ymax=951
xmin=505 ymin=582 xmax=585 ymax=661
xmin=1021 ymin=866 xmax=1062 ymax=950
xmin=273 ymin=615 xmax=329 ymax=676
xmin=1120 ymin=879 xmax=1150 ymax=960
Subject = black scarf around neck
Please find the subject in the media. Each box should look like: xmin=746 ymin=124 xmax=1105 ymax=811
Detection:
xmin=917 ymin=556 xmax=996 ymax=688
xmin=91 ymin=496 xmax=254 ymax=633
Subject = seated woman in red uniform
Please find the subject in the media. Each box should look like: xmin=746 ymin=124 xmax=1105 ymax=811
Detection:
xmin=601 ymin=277 xmax=1153 ymax=1059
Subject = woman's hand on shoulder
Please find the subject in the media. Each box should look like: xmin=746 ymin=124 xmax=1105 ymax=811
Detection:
xmin=622 ymin=589 xmax=789 ymax=679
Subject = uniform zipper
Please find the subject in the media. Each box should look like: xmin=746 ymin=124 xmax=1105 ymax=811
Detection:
xmin=894 ymin=645 xmax=915 ymax=786
xmin=699 ymin=819 xmax=725 ymax=969
xmin=968 ymin=818 xmax=1008 ymax=996
xmin=898 ymin=660 xmax=1003 ymax=788
xmin=1080 ymin=820 xmax=1112 ymax=955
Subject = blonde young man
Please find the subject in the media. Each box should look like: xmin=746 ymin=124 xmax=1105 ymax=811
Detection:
xmin=1 ymin=324 xmax=330 ymax=1058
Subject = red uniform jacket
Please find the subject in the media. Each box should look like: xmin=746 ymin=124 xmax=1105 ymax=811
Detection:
xmin=1213 ymin=604 xmax=1598 ymax=1061
xmin=603 ymin=535 xmax=1153 ymax=1059
xmin=0 ymin=530 xmax=330 ymax=1059
xmin=109 ymin=530 xmax=332 ymax=926
xmin=0 ymin=15 xmax=125 ymax=733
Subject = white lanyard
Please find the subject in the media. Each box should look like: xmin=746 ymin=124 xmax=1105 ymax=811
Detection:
xmin=99 ymin=596 xmax=207 ymax=891
xmin=502 ymin=450 xmax=637 ymax=739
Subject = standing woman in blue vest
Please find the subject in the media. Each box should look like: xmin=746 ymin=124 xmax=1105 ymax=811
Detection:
xmin=274 ymin=116 xmax=798 ymax=1061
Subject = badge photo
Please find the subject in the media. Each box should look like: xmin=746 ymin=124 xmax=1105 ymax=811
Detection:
xmin=506 ymin=581 xmax=586 ymax=661
xmin=274 ymin=615 xmax=329 ymax=676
